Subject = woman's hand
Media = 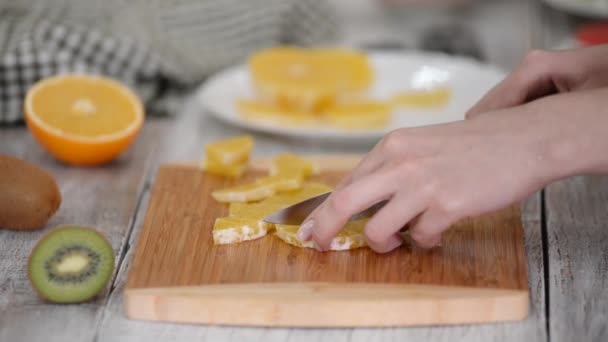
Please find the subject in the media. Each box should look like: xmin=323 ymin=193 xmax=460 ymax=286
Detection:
xmin=297 ymin=87 xmax=608 ymax=253
xmin=467 ymin=45 xmax=608 ymax=118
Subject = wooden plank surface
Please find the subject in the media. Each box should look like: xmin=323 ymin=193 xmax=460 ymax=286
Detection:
xmin=0 ymin=120 xmax=167 ymax=342
xmin=545 ymin=177 xmax=608 ymax=342
xmin=535 ymin=5 xmax=608 ymax=342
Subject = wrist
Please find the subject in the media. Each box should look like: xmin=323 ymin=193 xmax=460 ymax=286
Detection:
xmin=527 ymin=89 xmax=608 ymax=182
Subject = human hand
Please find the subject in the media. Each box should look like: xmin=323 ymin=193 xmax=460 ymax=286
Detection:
xmin=467 ymin=45 xmax=608 ymax=118
xmin=297 ymin=88 xmax=608 ymax=253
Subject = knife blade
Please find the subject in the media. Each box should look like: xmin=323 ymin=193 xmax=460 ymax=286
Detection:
xmin=262 ymin=192 xmax=387 ymax=225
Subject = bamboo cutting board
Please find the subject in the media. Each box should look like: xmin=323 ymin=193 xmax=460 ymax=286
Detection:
xmin=124 ymin=155 xmax=529 ymax=327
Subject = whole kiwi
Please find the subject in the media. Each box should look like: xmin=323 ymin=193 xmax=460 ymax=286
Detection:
xmin=0 ymin=154 xmax=61 ymax=230
xmin=28 ymin=226 xmax=115 ymax=303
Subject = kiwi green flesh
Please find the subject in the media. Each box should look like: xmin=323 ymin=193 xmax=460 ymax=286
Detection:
xmin=28 ymin=226 xmax=115 ymax=303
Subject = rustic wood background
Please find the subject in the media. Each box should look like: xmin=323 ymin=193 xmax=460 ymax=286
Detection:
xmin=1 ymin=0 xmax=605 ymax=341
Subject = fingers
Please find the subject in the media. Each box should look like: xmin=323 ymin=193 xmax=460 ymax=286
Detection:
xmin=300 ymin=169 xmax=399 ymax=251
xmin=466 ymin=50 xmax=557 ymax=119
xmin=363 ymin=193 xmax=426 ymax=253
xmin=296 ymin=155 xmax=381 ymax=242
xmin=334 ymin=145 xmax=385 ymax=191
xmin=407 ymin=209 xmax=453 ymax=249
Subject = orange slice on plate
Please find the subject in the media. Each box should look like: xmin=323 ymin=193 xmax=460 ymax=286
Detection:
xmin=236 ymin=99 xmax=320 ymax=126
xmin=323 ymin=101 xmax=392 ymax=129
xmin=248 ymin=47 xmax=372 ymax=112
xmin=24 ymin=74 xmax=144 ymax=166
xmin=392 ymin=88 xmax=451 ymax=109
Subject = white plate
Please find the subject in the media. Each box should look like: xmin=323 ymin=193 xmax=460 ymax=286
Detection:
xmin=197 ymin=51 xmax=505 ymax=142
xmin=542 ymin=0 xmax=608 ymax=18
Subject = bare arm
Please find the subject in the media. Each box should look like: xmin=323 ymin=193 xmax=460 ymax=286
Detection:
xmin=298 ymin=86 xmax=608 ymax=253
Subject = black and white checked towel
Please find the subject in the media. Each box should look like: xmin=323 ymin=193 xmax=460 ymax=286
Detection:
xmin=0 ymin=0 xmax=338 ymax=124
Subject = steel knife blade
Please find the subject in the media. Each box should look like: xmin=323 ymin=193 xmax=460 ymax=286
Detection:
xmin=262 ymin=192 xmax=387 ymax=225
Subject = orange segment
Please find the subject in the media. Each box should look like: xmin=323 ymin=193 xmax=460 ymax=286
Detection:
xmin=205 ymin=135 xmax=254 ymax=165
xmin=228 ymin=183 xmax=332 ymax=219
xmin=269 ymin=153 xmax=320 ymax=178
xmin=212 ymin=182 xmax=276 ymax=203
xmin=212 ymin=174 xmax=305 ymax=203
xmin=200 ymin=159 xmax=248 ymax=178
xmin=212 ymin=217 xmax=273 ymax=245
xmin=24 ymin=74 xmax=144 ymax=166
xmin=275 ymin=219 xmax=369 ymax=250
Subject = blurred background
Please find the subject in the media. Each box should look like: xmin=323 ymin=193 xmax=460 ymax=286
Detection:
xmin=0 ymin=0 xmax=605 ymax=124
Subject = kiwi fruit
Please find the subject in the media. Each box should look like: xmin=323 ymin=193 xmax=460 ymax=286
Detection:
xmin=28 ymin=226 xmax=115 ymax=303
xmin=0 ymin=154 xmax=61 ymax=230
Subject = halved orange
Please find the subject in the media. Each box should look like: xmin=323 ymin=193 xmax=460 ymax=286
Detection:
xmin=24 ymin=74 xmax=144 ymax=166
xmin=248 ymin=47 xmax=372 ymax=112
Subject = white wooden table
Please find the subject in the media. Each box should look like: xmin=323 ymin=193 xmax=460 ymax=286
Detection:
xmin=1 ymin=1 xmax=606 ymax=341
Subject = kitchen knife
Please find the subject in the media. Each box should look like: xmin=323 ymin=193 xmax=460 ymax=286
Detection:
xmin=262 ymin=192 xmax=387 ymax=225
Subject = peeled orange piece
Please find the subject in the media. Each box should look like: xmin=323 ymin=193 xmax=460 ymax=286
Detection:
xmin=212 ymin=174 xmax=304 ymax=203
xmin=255 ymin=175 xmax=303 ymax=192
xmin=222 ymin=182 xmax=367 ymax=250
xmin=24 ymin=74 xmax=144 ymax=166
xmin=212 ymin=217 xmax=273 ymax=245
xmin=249 ymin=47 xmax=372 ymax=112
xmin=392 ymin=88 xmax=451 ymax=109
xmin=205 ymin=135 xmax=254 ymax=165
xmin=200 ymin=159 xmax=248 ymax=178
xmin=323 ymin=101 xmax=392 ymax=129
xmin=212 ymin=182 xmax=276 ymax=203
xmin=269 ymin=153 xmax=320 ymax=179
xmin=229 ymin=182 xmax=332 ymax=219
xmin=275 ymin=219 xmax=369 ymax=251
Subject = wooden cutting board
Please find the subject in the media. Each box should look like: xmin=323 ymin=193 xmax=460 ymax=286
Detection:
xmin=124 ymin=155 xmax=529 ymax=327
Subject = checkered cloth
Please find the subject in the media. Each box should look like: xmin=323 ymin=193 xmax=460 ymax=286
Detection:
xmin=0 ymin=0 xmax=338 ymax=124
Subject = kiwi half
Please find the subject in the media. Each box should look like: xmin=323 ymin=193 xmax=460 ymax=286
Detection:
xmin=28 ymin=226 xmax=115 ymax=303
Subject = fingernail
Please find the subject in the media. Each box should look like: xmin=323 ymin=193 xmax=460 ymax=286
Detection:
xmin=386 ymin=237 xmax=403 ymax=252
xmin=297 ymin=220 xmax=314 ymax=241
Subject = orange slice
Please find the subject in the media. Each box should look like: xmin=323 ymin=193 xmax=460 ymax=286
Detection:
xmin=275 ymin=219 xmax=369 ymax=250
xmin=24 ymin=74 xmax=144 ymax=166
xmin=228 ymin=182 xmax=332 ymax=219
xmin=323 ymin=101 xmax=392 ymax=129
xmin=212 ymin=217 xmax=274 ymax=244
xmin=212 ymin=182 xmax=276 ymax=203
xmin=200 ymin=159 xmax=248 ymax=178
xmin=269 ymin=153 xmax=320 ymax=178
xmin=248 ymin=47 xmax=372 ymax=112
xmin=392 ymin=88 xmax=451 ymax=109
xmin=212 ymin=174 xmax=304 ymax=203
xmin=255 ymin=175 xmax=303 ymax=192
xmin=205 ymin=135 xmax=254 ymax=165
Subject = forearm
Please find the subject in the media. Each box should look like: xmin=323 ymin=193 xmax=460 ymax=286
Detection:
xmin=491 ymin=87 xmax=608 ymax=182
